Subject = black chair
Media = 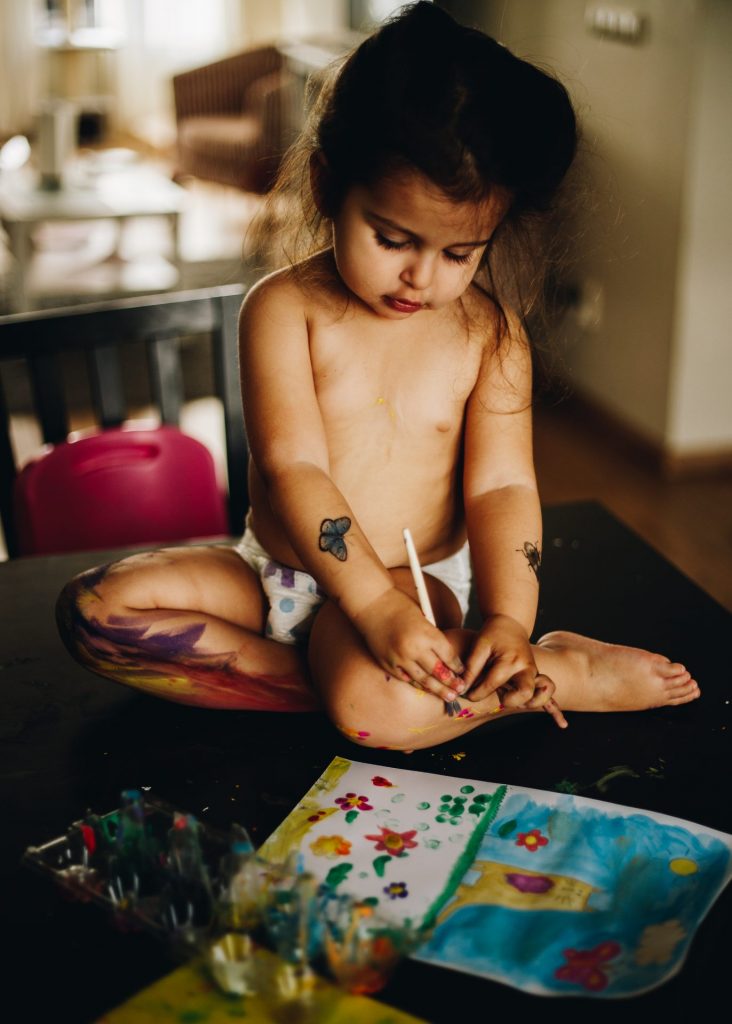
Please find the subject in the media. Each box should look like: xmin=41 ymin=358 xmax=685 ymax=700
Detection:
xmin=0 ymin=284 xmax=248 ymax=558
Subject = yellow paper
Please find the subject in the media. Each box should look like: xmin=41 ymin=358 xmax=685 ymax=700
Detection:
xmin=96 ymin=944 xmax=425 ymax=1024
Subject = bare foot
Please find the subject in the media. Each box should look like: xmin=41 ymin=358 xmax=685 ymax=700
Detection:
xmin=534 ymin=631 xmax=701 ymax=712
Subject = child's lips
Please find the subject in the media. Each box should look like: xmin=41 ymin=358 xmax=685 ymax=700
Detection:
xmin=384 ymin=295 xmax=423 ymax=313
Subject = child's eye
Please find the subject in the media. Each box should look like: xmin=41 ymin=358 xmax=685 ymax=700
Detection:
xmin=444 ymin=250 xmax=475 ymax=265
xmin=374 ymin=232 xmax=409 ymax=251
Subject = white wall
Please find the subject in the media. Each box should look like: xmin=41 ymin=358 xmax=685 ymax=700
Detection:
xmin=667 ymin=0 xmax=732 ymax=455
xmin=444 ymin=0 xmax=730 ymax=456
xmin=0 ymin=0 xmax=39 ymax=137
xmin=109 ymin=0 xmax=248 ymax=145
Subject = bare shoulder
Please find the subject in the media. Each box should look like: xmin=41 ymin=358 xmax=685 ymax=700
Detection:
xmin=240 ymin=250 xmax=344 ymax=331
xmin=239 ymin=264 xmax=307 ymax=329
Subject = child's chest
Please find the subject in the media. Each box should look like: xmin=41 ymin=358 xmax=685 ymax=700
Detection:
xmin=309 ymin=315 xmax=481 ymax=439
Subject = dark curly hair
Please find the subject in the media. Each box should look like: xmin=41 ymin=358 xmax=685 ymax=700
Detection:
xmin=251 ymin=2 xmax=579 ymax=341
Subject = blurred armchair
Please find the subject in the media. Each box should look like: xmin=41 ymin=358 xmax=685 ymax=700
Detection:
xmin=172 ymin=45 xmax=298 ymax=193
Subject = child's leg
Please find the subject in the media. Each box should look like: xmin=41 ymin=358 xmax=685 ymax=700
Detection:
xmin=308 ymin=572 xmax=700 ymax=751
xmin=56 ymin=546 xmax=318 ymax=711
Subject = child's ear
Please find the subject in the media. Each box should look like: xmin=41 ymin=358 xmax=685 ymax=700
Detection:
xmin=309 ymin=151 xmax=330 ymax=216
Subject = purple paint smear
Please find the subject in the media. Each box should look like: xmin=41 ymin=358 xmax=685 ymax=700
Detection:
xmin=78 ymin=562 xmax=114 ymax=594
xmin=505 ymin=873 xmax=555 ymax=894
xmin=89 ymin=616 xmax=206 ymax=658
xmin=57 ymin=558 xmax=320 ymax=711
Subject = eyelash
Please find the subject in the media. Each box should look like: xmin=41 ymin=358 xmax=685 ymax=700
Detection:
xmin=374 ymin=233 xmax=474 ymax=265
xmin=444 ymin=250 xmax=474 ymax=266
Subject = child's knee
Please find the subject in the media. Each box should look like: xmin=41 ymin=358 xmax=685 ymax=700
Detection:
xmin=55 ymin=562 xmax=122 ymax=658
xmin=321 ymin=667 xmax=432 ymax=752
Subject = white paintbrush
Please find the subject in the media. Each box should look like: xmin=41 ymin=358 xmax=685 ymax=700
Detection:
xmin=403 ymin=527 xmax=460 ymax=715
xmin=403 ymin=527 xmax=436 ymax=626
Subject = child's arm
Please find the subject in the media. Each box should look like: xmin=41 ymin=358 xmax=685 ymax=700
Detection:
xmin=460 ymin=314 xmax=561 ymax=718
xmin=239 ymin=277 xmax=463 ymax=699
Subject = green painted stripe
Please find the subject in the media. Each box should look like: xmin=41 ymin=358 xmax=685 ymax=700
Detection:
xmin=421 ymin=784 xmax=507 ymax=933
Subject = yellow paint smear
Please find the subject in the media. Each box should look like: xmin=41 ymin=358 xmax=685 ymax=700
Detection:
xmin=257 ymin=757 xmax=351 ymax=865
xmin=375 ymin=396 xmax=397 ymax=423
xmin=436 ymin=859 xmax=599 ymax=925
xmin=407 ymin=722 xmax=439 ymax=735
xmin=96 ymin=943 xmax=425 ymax=1023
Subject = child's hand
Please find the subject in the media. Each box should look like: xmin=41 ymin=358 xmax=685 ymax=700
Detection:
xmin=353 ymin=588 xmax=464 ymax=703
xmin=462 ymin=614 xmax=567 ymax=726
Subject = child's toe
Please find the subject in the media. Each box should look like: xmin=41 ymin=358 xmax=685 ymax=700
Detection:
xmin=667 ymin=677 xmax=700 ymax=700
xmin=661 ymin=660 xmax=688 ymax=677
xmin=666 ymin=688 xmax=700 ymax=706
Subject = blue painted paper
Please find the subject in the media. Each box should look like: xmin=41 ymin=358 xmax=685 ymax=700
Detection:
xmin=414 ymin=788 xmax=732 ymax=997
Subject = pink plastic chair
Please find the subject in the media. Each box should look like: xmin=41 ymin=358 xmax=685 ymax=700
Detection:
xmin=13 ymin=424 xmax=228 ymax=556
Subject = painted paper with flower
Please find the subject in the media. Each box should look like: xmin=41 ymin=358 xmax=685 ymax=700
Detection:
xmin=414 ymin=786 xmax=732 ymax=997
xmin=257 ymin=757 xmax=506 ymax=930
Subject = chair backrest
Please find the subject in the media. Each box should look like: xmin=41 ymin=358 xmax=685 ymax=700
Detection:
xmin=0 ymin=285 xmax=248 ymax=557
xmin=172 ymin=46 xmax=284 ymax=119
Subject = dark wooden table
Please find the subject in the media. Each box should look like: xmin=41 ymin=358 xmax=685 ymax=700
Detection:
xmin=1 ymin=502 xmax=729 ymax=1022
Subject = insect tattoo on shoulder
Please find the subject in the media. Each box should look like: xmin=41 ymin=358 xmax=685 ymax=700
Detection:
xmin=319 ymin=517 xmax=352 ymax=561
xmin=517 ymin=540 xmax=542 ymax=580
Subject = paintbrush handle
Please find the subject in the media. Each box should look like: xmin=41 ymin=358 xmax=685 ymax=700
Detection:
xmin=403 ymin=527 xmax=436 ymax=626
xmin=404 ymin=528 xmax=460 ymax=716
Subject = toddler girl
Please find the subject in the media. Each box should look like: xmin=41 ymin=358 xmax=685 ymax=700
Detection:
xmin=57 ymin=3 xmax=699 ymax=750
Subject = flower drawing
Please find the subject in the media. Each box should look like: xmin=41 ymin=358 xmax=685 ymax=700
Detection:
xmin=335 ymin=793 xmax=373 ymax=812
xmin=365 ymin=826 xmax=419 ymax=857
xmin=309 ymin=834 xmax=352 ymax=859
xmin=516 ymin=828 xmax=549 ymax=852
xmin=634 ymin=920 xmax=686 ymax=966
xmin=383 ymin=881 xmax=409 ymax=900
xmin=555 ymin=941 xmax=621 ymax=992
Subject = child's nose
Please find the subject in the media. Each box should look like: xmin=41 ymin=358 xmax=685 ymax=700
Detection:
xmin=400 ymin=253 xmax=434 ymax=291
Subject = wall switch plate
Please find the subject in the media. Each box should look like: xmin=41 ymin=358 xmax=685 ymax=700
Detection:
xmin=575 ymin=278 xmax=605 ymax=330
xmin=585 ymin=5 xmax=645 ymax=43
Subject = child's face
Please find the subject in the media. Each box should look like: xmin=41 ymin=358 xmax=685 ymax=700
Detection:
xmin=330 ymin=168 xmax=507 ymax=320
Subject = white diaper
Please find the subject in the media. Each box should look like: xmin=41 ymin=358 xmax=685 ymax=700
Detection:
xmin=233 ymin=516 xmax=473 ymax=646
xmin=233 ymin=518 xmax=327 ymax=645
xmin=422 ymin=541 xmax=472 ymax=620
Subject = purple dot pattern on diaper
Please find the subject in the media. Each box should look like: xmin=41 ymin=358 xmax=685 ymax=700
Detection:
xmin=261 ymin=558 xmax=327 ymax=644
xmin=263 ymin=561 xmax=296 ymax=588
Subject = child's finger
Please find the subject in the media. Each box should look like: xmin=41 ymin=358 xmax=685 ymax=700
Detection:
xmin=544 ymin=698 xmax=568 ymax=729
xmin=466 ymin=657 xmax=531 ymax=702
xmin=525 ymin=674 xmax=568 ymax=730
xmin=402 ymin=661 xmax=460 ymax=703
xmin=430 ymin=638 xmax=465 ymax=682
xmin=523 ymin=672 xmax=556 ymax=708
xmin=461 ymin=638 xmax=494 ymax=690
xmin=430 ymin=654 xmax=466 ymax=693
xmin=497 ymin=667 xmax=537 ymax=707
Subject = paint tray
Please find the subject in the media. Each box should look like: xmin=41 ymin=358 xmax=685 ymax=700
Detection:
xmin=22 ymin=791 xmax=249 ymax=945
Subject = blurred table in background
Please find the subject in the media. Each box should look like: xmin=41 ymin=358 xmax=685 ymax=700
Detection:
xmin=0 ymin=156 xmax=185 ymax=311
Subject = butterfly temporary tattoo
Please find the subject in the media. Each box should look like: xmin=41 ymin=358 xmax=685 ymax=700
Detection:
xmin=517 ymin=540 xmax=542 ymax=580
xmin=319 ymin=517 xmax=352 ymax=561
